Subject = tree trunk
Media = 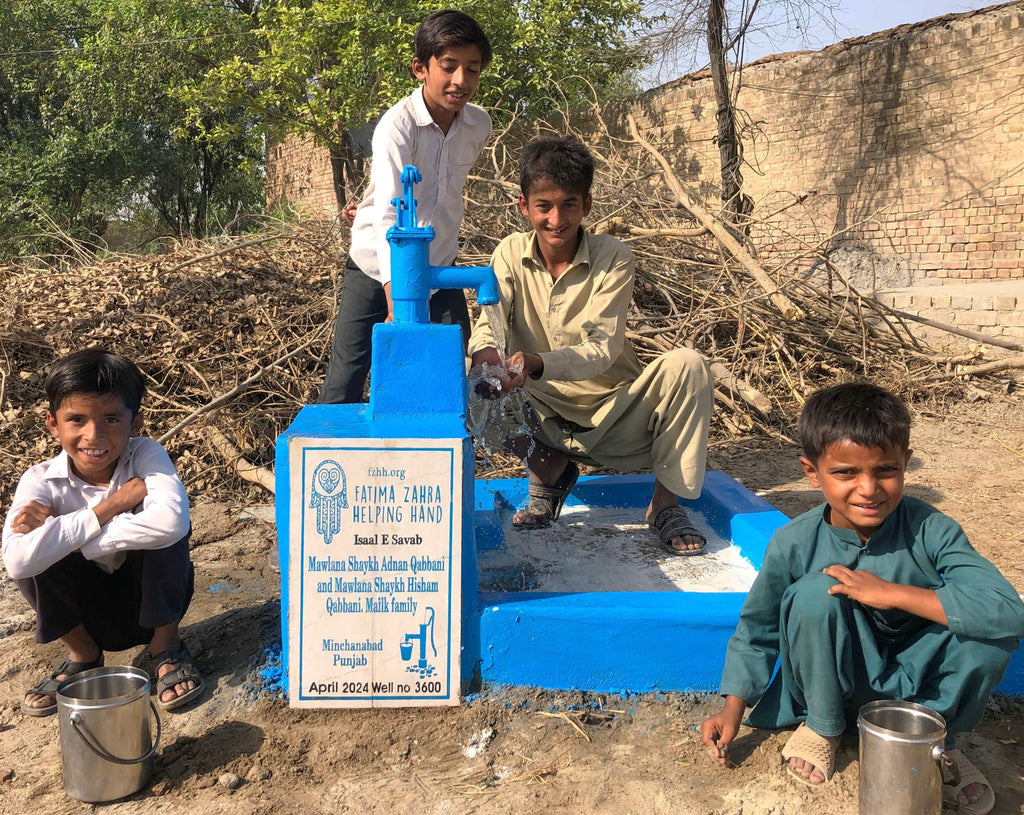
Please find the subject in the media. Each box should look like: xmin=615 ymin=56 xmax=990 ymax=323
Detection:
xmin=329 ymin=126 xmax=365 ymax=216
xmin=706 ymin=0 xmax=752 ymax=230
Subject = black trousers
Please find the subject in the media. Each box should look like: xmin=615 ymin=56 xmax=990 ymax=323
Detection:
xmin=318 ymin=257 xmax=471 ymax=404
xmin=16 ymin=532 xmax=194 ymax=653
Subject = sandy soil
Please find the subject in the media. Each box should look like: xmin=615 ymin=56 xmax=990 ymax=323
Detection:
xmin=1 ymin=400 xmax=1023 ymax=815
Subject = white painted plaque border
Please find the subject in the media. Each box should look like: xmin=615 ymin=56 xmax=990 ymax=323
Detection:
xmin=286 ymin=437 xmax=463 ymax=707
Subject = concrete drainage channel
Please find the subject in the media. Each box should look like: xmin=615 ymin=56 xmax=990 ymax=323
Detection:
xmin=472 ymin=471 xmax=785 ymax=693
xmin=472 ymin=471 xmax=1024 ymax=695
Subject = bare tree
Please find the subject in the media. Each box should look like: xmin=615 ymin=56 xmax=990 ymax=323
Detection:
xmin=637 ymin=1 xmax=840 ymax=228
xmin=641 ymin=0 xmax=841 ymax=83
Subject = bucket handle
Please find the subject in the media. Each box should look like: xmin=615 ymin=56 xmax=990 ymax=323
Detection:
xmin=936 ymin=746 xmax=961 ymax=787
xmin=68 ymin=700 xmax=162 ymax=765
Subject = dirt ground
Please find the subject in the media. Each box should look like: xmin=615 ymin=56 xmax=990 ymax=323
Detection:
xmin=1 ymin=399 xmax=1023 ymax=815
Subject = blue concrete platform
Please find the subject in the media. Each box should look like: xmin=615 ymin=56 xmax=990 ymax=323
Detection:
xmin=471 ymin=471 xmax=1024 ymax=695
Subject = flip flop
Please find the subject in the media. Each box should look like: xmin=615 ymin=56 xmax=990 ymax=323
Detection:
xmin=512 ymin=461 xmax=579 ymax=529
xmin=21 ymin=654 xmax=104 ymax=717
xmin=780 ymin=722 xmax=840 ymax=787
xmin=649 ymin=506 xmax=707 ymax=556
xmin=942 ymin=748 xmax=995 ymax=814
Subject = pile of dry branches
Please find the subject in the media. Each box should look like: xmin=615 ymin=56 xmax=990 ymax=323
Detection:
xmin=0 ymin=224 xmax=343 ymax=505
xmin=1 ymin=113 xmax=1019 ymax=505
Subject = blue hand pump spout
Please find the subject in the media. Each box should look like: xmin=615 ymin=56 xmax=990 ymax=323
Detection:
xmin=387 ymin=165 xmax=499 ymax=323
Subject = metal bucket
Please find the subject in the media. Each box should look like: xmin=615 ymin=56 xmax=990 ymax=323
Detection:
xmin=56 ymin=666 xmax=161 ymax=803
xmin=858 ymin=700 xmax=948 ymax=815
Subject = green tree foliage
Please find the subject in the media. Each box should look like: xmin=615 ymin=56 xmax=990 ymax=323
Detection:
xmin=0 ymin=0 xmax=264 ymax=261
xmin=179 ymin=0 xmax=650 ymax=206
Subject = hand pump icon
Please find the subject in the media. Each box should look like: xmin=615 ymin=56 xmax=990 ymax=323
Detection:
xmin=401 ymin=607 xmax=437 ymax=678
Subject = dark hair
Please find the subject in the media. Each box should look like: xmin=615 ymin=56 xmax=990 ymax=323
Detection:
xmin=798 ymin=382 xmax=911 ymax=463
xmin=45 ymin=349 xmax=146 ymax=417
xmin=414 ymin=10 xmax=492 ymax=69
xmin=519 ymin=135 xmax=595 ymax=199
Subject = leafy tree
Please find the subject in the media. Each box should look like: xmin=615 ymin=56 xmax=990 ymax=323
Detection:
xmin=179 ymin=0 xmax=651 ymax=210
xmin=0 ymin=0 xmax=264 ymax=260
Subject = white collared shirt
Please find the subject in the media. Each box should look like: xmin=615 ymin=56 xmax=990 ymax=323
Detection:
xmin=2 ymin=436 xmax=191 ymax=579
xmin=348 ymin=86 xmax=492 ymax=285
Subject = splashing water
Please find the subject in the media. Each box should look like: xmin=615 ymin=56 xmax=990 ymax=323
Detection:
xmin=467 ymin=362 xmax=537 ymax=470
xmin=468 ymin=304 xmax=535 ymax=470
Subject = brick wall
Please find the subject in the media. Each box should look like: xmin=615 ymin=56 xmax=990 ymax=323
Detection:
xmin=265 ymin=136 xmax=338 ymax=219
xmin=874 ymin=282 xmax=1024 ymax=345
xmin=618 ymin=2 xmax=1024 ymax=285
xmin=266 ymin=2 xmax=1024 ymax=283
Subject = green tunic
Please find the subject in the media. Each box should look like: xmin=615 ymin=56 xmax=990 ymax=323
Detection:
xmin=720 ymin=495 xmax=1024 ymax=735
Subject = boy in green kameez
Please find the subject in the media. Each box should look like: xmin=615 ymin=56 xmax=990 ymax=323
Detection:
xmin=700 ymin=382 xmax=1024 ymax=814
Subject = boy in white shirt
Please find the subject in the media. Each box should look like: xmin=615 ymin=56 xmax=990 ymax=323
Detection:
xmin=2 ymin=349 xmax=201 ymax=713
xmin=318 ymin=9 xmax=493 ymax=403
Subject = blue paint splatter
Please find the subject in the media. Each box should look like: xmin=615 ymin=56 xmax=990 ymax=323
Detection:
xmin=239 ymin=643 xmax=286 ymax=703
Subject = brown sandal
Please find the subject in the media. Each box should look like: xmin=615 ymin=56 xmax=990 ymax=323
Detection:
xmin=512 ymin=462 xmax=579 ymax=529
xmin=781 ymin=723 xmax=840 ymax=786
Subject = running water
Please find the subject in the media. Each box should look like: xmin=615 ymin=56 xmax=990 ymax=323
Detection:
xmin=480 ymin=302 xmax=506 ymax=362
xmin=468 ymin=302 xmax=535 ymax=471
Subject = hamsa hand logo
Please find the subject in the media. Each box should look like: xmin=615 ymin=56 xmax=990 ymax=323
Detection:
xmin=309 ymin=460 xmax=348 ymax=545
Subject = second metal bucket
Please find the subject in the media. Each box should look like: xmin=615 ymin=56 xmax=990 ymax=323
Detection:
xmin=858 ymin=699 xmax=947 ymax=815
xmin=56 ymin=665 xmax=161 ymax=803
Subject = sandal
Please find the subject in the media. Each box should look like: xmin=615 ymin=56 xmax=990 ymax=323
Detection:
xmin=512 ymin=462 xmax=579 ymax=529
xmin=649 ymin=506 xmax=707 ymax=556
xmin=135 ymin=642 xmax=205 ymax=711
xmin=780 ymin=722 xmax=840 ymax=787
xmin=21 ymin=654 xmax=104 ymax=717
xmin=942 ymin=748 xmax=995 ymax=814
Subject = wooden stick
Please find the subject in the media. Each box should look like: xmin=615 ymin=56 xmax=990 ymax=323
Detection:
xmin=923 ymin=355 xmax=1024 ymax=381
xmin=709 ymin=360 xmax=773 ymax=415
xmin=593 ymin=216 xmax=708 ymax=239
xmin=165 ymin=233 xmax=285 ymax=274
xmin=157 ymin=337 xmax=318 ymax=443
xmin=205 ymin=426 xmax=275 ymax=494
xmin=626 ymin=113 xmax=805 ymax=322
